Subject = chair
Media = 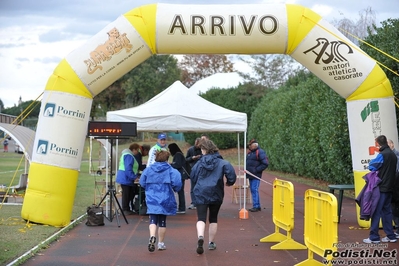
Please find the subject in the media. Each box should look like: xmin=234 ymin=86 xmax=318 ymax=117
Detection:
xmin=232 ymin=175 xmax=252 ymax=204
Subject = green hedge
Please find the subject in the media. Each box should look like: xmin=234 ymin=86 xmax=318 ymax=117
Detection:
xmin=249 ymin=74 xmax=353 ymax=183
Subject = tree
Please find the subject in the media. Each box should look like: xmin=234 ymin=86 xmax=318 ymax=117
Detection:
xmin=179 ymin=54 xmax=234 ymax=87
xmin=238 ymin=54 xmax=303 ymax=89
xmin=359 ymin=18 xmax=399 ymax=125
xmin=0 ymin=99 xmax=3 ymax=113
xmin=249 ymin=73 xmax=352 ymax=183
xmin=185 ymin=82 xmax=268 ymax=149
xmin=121 ymin=54 xmax=181 ymax=107
xmin=91 ymin=54 xmax=181 ymax=119
xmin=91 ymin=80 xmax=126 ymax=120
xmin=2 ymin=100 xmax=41 ymax=128
xmin=331 ymin=7 xmax=377 ymax=44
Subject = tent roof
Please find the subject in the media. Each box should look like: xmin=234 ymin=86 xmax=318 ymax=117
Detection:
xmin=106 ymin=81 xmax=247 ymax=133
xmin=0 ymin=123 xmax=35 ymax=162
xmin=189 ymin=72 xmax=244 ymax=95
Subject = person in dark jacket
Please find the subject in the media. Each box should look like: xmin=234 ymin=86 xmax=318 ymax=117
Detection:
xmin=186 ymin=138 xmax=202 ymax=210
xmin=245 ymin=138 xmax=268 ymax=212
xmin=131 ymin=144 xmax=150 ymax=212
xmin=388 ymin=139 xmax=399 ymax=238
xmin=169 ymin=143 xmax=190 ymax=214
xmin=363 ymin=135 xmax=397 ymax=243
xmin=191 ymin=139 xmax=236 ymax=254
xmin=134 ymin=144 xmax=150 ymax=171
xmin=116 ymin=143 xmax=140 ymax=215
xmin=140 ymin=150 xmax=182 ymax=252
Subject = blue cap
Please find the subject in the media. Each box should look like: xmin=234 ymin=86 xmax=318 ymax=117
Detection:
xmin=158 ymin=133 xmax=167 ymax=140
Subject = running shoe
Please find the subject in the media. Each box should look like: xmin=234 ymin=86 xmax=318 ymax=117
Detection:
xmin=196 ymin=236 xmax=204 ymax=254
xmin=362 ymin=238 xmax=380 ymax=244
xmin=148 ymin=236 xmax=156 ymax=252
xmin=381 ymin=237 xmax=397 ymax=243
xmin=208 ymin=242 xmax=217 ymax=250
xmin=158 ymin=242 xmax=166 ymax=250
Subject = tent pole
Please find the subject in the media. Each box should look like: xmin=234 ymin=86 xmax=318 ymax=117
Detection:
xmin=89 ymin=137 xmax=92 ymax=174
xmin=239 ymin=131 xmax=249 ymax=219
xmin=237 ymin=133 xmax=242 ymax=210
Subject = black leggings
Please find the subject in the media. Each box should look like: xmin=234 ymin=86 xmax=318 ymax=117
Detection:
xmin=196 ymin=203 xmax=221 ymax=223
xmin=149 ymin=214 xmax=167 ymax=227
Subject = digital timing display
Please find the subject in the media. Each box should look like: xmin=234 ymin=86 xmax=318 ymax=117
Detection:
xmin=87 ymin=121 xmax=137 ymax=137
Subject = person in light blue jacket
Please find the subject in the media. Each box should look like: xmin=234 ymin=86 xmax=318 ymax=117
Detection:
xmin=140 ymin=150 xmax=182 ymax=252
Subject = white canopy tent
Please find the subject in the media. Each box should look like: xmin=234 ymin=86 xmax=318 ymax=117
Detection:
xmin=107 ymin=80 xmax=247 ymax=133
xmin=106 ymin=80 xmax=249 ymax=208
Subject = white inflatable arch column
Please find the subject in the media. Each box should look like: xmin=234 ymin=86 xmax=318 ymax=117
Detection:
xmin=22 ymin=3 xmax=396 ymax=227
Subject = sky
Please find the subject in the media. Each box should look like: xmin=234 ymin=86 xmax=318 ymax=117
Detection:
xmin=0 ymin=0 xmax=397 ymax=109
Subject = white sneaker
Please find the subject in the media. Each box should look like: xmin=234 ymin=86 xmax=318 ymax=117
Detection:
xmin=381 ymin=237 xmax=397 ymax=243
xmin=363 ymin=238 xmax=380 ymax=244
xmin=158 ymin=242 xmax=166 ymax=250
xmin=395 ymin=232 xmax=399 ymax=239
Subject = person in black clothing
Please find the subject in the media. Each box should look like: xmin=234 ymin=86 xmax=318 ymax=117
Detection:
xmin=134 ymin=144 xmax=150 ymax=171
xmin=131 ymin=144 xmax=150 ymax=213
xmin=186 ymin=138 xmax=202 ymax=210
xmin=169 ymin=143 xmax=190 ymax=214
xmin=388 ymin=139 xmax=399 ymax=238
xmin=363 ymin=135 xmax=398 ymax=243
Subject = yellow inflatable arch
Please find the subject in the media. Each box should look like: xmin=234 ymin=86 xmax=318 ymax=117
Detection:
xmin=21 ymin=3 xmax=397 ymax=227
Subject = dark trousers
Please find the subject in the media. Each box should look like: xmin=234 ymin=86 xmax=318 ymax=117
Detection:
xmin=121 ymin=184 xmax=133 ymax=211
xmin=177 ymin=179 xmax=186 ymax=211
xmin=369 ymin=192 xmax=395 ymax=240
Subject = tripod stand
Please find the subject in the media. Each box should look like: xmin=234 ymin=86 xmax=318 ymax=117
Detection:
xmin=96 ymin=138 xmax=128 ymax=227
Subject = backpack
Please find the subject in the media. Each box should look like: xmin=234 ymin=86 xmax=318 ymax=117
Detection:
xmin=85 ymin=204 xmax=105 ymax=226
xmin=254 ymin=149 xmax=269 ymax=166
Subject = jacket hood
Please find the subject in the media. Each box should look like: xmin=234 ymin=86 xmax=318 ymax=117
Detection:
xmin=198 ymin=154 xmax=220 ymax=171
xmin=151 ymin=162 xmax=172 ymax=173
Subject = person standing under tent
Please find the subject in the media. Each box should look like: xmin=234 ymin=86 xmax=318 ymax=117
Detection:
xmin=140 ymin=150 xmax=182 ymax=252
xmin=186 ymin=137 xmax=202 ymax=210
xmin=191 ymin=139 xmax=236 ymax=254
xmin=363 ymin=135 xmax=397 ymax=243
xmin=147 ymin=133 xmax=168 ymax=167
xmin=116 ymin=143 xmax=140 ymax=215
xmin=246 ymin=138 xmax=269 ymax=212
xmin=134 ymin=144 xmax=151 ymax=171
xmin=131 ymin=144 xmax=150 ymax=213
xmin=169 ymin=143 xmax=190 ymax=214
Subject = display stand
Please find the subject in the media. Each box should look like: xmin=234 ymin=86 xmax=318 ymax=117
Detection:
xmin=96 ymin=138 xmax=128 ymax=226
xmin=87 ymin=121 xmax=137 ymax=227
